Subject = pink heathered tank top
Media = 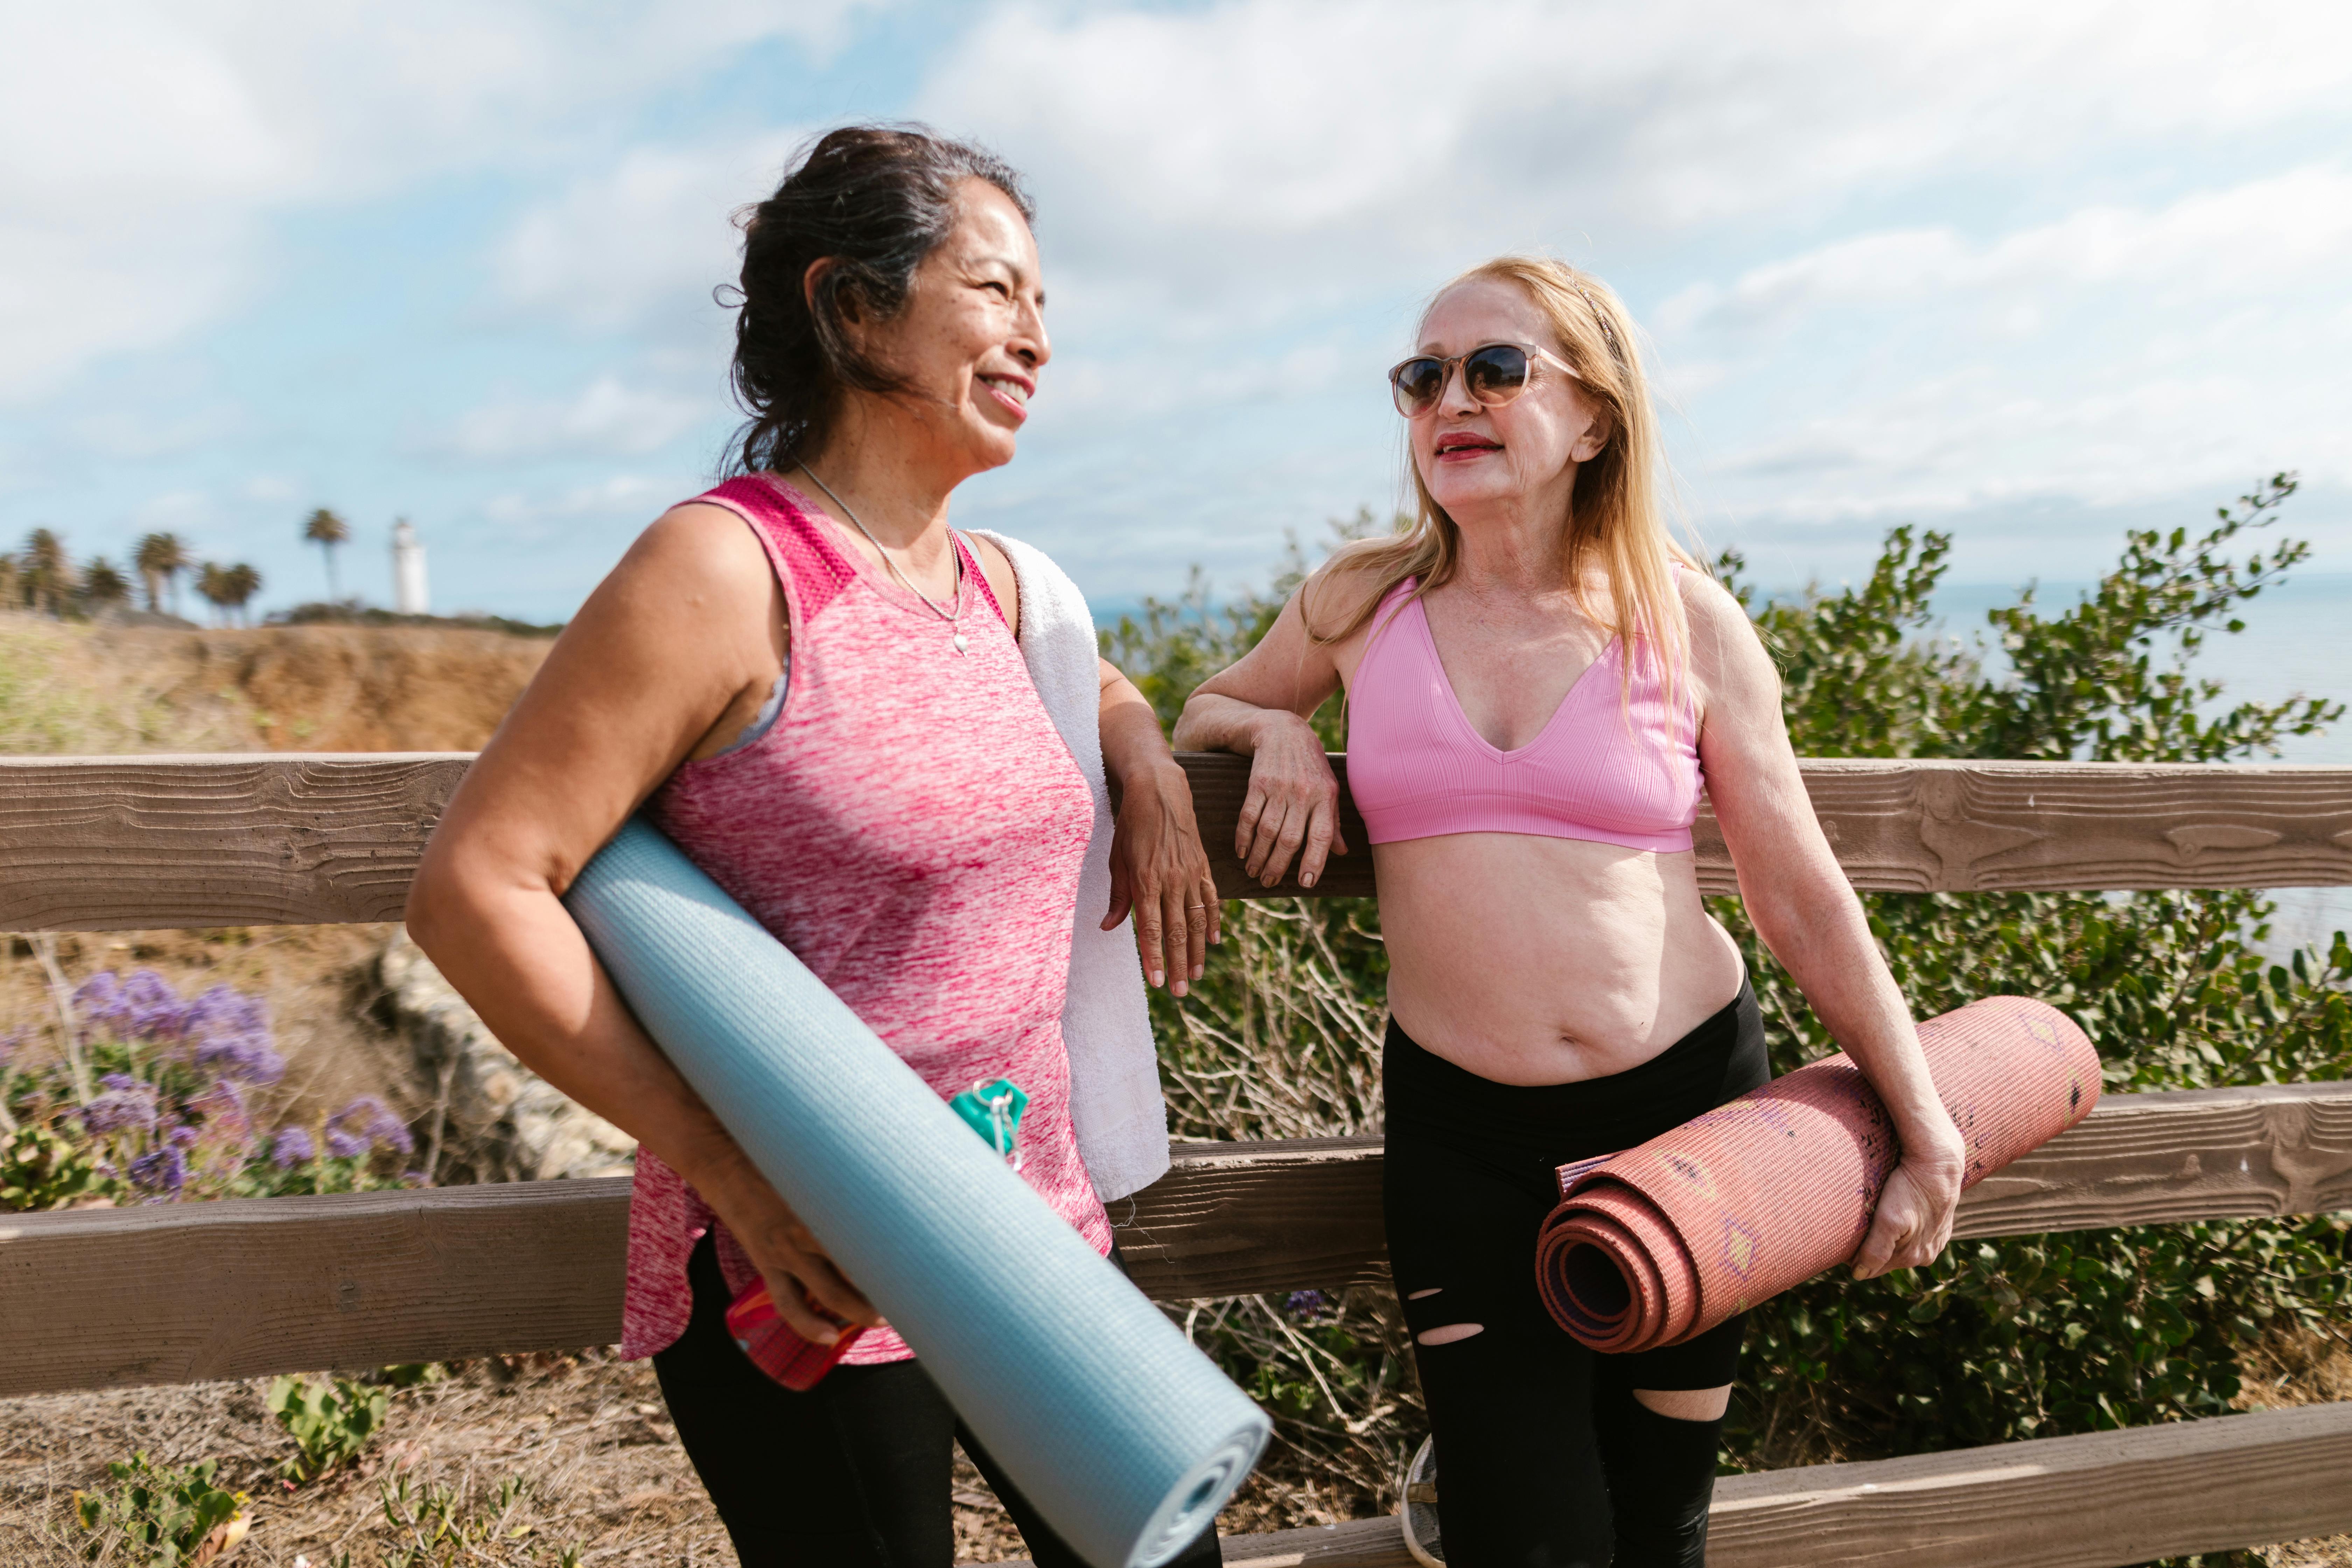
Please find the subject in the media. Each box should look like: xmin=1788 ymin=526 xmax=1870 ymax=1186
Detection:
xmin=617 ymin=474 xmax=1108 ymax=1366
xmin=1344 ymin=576 xmax=1702 ymax=853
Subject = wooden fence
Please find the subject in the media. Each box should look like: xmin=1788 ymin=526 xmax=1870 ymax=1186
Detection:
xmin=3 ymin=754 xmax=2350 ymax=1568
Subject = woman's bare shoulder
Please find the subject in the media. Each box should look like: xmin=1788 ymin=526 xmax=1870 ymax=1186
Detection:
xmin=1297 ymin=540 xmax=1402 ymax=642
xmin=1675 ymin=558 xmax=1773 ymax=697
xmin=617 ymin=502 xmax=769 ymax=597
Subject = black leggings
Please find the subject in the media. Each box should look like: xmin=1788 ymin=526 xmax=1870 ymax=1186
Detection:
xmin=1385 ymin=983 xmax=1771 ymax=1568
xmin=654 ymin=1234 xmax=1222 ymax=1568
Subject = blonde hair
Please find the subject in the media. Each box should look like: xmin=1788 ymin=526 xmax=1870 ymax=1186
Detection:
xmin=1310 ymin=257 xmax=1695 ymax=705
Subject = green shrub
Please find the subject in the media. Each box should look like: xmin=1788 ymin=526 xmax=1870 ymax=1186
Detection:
xmin=0 ymin=1123 xmax=104 ymax=1210
xmin=1719 ymin=477 xmax=2352 ymax=1466
xmin=267 ymin=1373 xmax=390 ymax=1481
xmin=73 ymin=1453 xmax=248 ymax=1566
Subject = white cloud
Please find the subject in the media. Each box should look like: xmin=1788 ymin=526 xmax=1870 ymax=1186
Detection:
xmin=440 ymin=373 xmax=712 ymax=460
xmin=0 ymin=2 xmax=888 ymax=400
xmin=482 ymin=473 xmax=682 ymax=542
xmin=919 ymin=0 xmax=2352 ymax=317
xmin=496 ymin=130 xmax=812 ymax=331
xmin=1643 ymin=163 xmax=2352 ymax=532
xmin=894 ymin=0 xmax=2352 ymax=565
xmin=1660 ymin=166 xmax=2352 ymax=340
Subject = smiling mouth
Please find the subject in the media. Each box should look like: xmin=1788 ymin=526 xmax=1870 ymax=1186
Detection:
xmin=1434 ymin=435 xmax=1500 ymax=457
xmin=979 ymin=374 xmax=1031 ymax=413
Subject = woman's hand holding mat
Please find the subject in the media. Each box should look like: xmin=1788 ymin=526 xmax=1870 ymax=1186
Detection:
xmin=565 ymin=820 xmax=1268 ymax=1568
xmin=1535 ymin=996 xmax=2100 ymax=1354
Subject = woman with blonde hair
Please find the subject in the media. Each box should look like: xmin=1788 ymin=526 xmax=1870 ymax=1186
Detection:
xmin=1175 ymin=258 xmax=1966 ymax=1566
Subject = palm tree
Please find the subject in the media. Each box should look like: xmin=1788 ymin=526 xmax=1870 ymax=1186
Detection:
xmin=196 ymin=562 xmax=234 ymax=626
xmin=79 ymin=556 xmax=130 ymax=612
xmin=20 ymin=529 xmax=73 ymax=617
xmin=303 ymin=508 xmax=350 ymax=601
xmin=134 ymin=532 xmax=189 ymax=616
xmin=222 ymin=562 xmax=262 ymax=626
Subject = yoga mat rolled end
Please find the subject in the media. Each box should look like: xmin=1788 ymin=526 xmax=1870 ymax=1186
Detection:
xmin=1131 ymin=1429 xmax=1268 ymax=1568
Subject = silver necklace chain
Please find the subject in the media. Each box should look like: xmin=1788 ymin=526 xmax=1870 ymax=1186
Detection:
xmin=798 ymin=465 xmax=968 ymax=653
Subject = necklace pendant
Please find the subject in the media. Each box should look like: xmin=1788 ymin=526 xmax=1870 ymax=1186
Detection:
xmin=952 ymin=632 xmax=968 ymax=655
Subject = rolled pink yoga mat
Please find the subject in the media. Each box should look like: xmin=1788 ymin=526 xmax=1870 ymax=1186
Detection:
xmin=1534 ymin=995 xmax=2100 ymax=1353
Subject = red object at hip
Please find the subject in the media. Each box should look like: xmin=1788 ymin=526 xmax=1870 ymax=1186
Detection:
xmin=1535 ymin=994 xmax=2100 ymax=1353
xmin=724 ymin=1279 xmax=867 ymax=1392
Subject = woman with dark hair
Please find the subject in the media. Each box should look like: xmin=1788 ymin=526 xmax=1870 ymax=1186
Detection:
xmin=407 ymin=125 xmax=1225 ymax=1567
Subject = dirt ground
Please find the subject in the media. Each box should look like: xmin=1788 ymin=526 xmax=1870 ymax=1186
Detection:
xmin=2 ymin=1336 xmax=2345 ymax=1566
xmin=0 ymin=1352 xmax=1033 ymax=1566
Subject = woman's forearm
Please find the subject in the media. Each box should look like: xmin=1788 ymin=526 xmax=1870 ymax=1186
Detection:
xmin=1745 ymin=867 xmax=1960 ymax=1154
xmin=1098 ymin=666 xmax=1184 ymax=791
xmin=1173 ymin=691 xmax=1296 ymax=754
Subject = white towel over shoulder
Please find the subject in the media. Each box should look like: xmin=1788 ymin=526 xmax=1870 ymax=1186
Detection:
xmin=973 ymin=529 xmax=1173 ymax=1203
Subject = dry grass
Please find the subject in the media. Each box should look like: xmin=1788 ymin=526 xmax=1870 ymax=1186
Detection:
xmin=0 ymin=1354 xmax=1032 ymax=1567
xmin=0 ymin=611 xmax=547 ymax=755
xmin=2235 ymin=1328 xmax=2352 ymax=1568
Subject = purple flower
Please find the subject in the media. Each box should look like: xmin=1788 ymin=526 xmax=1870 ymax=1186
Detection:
xmin=187 ymin=1079 xmax=257 ymax=1149
xmin=129 ymin=1144 xmax=188 ymax=1196
xmin=167 ymin=1124 xmax=200 ymax=1149
xmin=72 ymin=971 xmax=127 ymax=1028
xmin=192 ymin=1034 xmax=286 ymax=1086
xmin=126 ymin=969 xmax=188 ymax=1035
xmin=186 ymin=986 xmax=284 ymax=1085
xmin=327 ymin=1096 xmax=414 ymax=1157
xmin=271 ymin=1126 xmax=315 ymax=1168
xmin=324 ymin=1127 xmax=368 ymax=1159
xmin=1283 ymin=1290 xmax=1329 ymax=1318
xmin=80 ymin=1080 xmax=159 ymax=1136
xmin=78 ymin=968 xmax=190 ymax=1041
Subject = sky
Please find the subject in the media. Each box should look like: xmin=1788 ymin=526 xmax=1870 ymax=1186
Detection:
xmin=3 ymin=1 xmax=2349 ymax=622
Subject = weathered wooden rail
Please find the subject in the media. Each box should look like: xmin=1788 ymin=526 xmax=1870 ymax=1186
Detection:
xmin=4 ymin=753 xmax=2350 ymax=1567
xmin=7 ymin=754 xmax=2352 ymax=929
xmin=7 ymin=1082 xmax=2350 ymax=1398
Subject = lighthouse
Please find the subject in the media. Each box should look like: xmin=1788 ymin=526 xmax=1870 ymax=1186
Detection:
xmin=391 ymin=518 xmax=429 ymax=615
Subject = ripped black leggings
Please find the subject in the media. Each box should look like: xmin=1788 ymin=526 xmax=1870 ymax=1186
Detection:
xmin=1384 ymin=983 xmax=1771 ymax=1568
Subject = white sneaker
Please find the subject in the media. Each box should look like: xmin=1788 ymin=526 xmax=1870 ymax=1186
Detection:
xmin=1400 ymin=1435 xmax=1444 ymax=1566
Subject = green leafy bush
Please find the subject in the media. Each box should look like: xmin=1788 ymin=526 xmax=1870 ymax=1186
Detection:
xmin=0 ymin=1122 xmax=104 ymax=1210
xmin=267 ymin=1373 xmax=390 ymax=1481
xmin=73 ymin=1453 xmax=249 ymax=1566
xmin=1118 ymin=478 xmax=2351 ymax=1530
xmin=1716 ymin=477 xmax=2352 ymax=1465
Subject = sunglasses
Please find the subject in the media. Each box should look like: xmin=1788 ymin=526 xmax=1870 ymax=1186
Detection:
xmin=1387 ymin=342 xmax=1578 ymax=419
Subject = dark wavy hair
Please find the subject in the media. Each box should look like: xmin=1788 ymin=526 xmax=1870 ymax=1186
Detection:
xmin=724 ymin=124 xmax=1035 ymax=477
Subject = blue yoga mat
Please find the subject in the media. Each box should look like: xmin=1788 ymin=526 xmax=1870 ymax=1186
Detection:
xmin=566 ymin=819 xmax=1269 ymax=1568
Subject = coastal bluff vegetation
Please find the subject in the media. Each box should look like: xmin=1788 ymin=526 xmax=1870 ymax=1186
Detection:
xmin=4 ymin=479 xmax=2350 ymax=1564
xmin=0 ymin=611 xmax=553 ymax=756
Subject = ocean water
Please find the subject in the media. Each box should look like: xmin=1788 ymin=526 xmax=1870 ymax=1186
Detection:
xmin=1928 ymin=571 xmax=2352 ymax=957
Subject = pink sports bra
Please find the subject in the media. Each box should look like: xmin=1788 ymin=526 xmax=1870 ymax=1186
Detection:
xmin=1343 ymin=577 xmax=1702 ymax=853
